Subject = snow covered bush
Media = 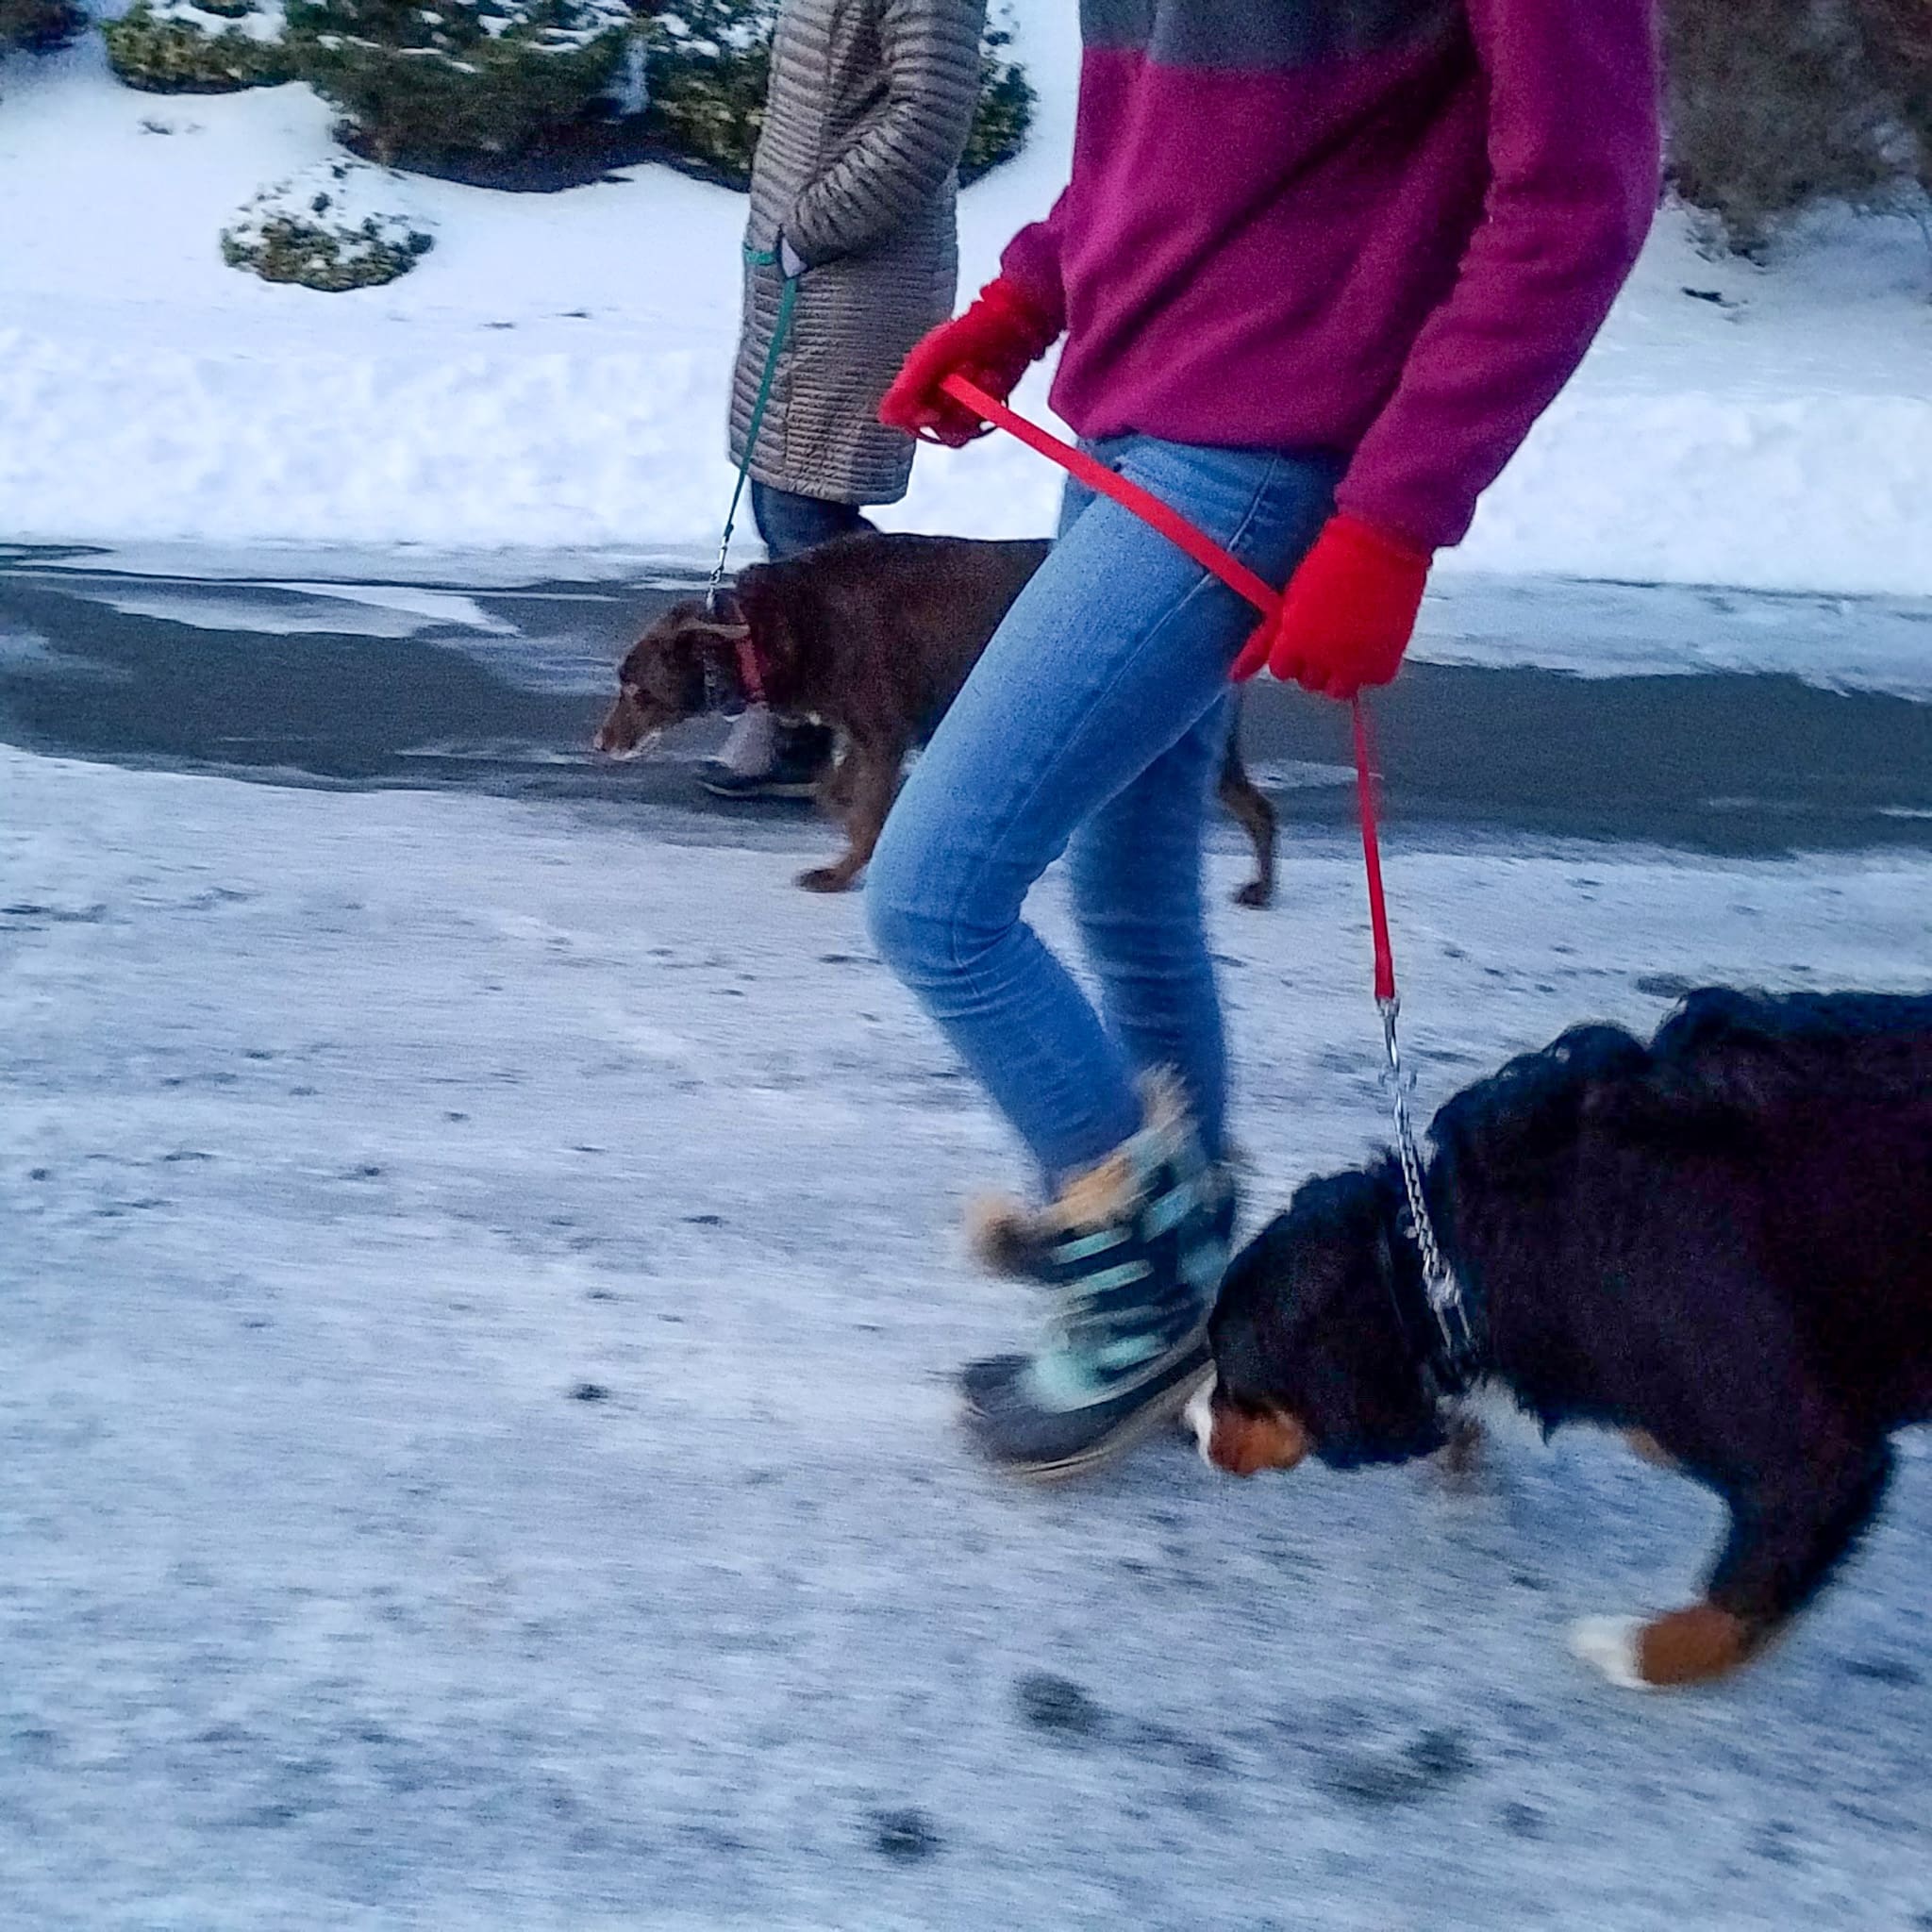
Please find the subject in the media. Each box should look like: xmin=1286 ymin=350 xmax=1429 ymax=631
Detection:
xmin=1666 ymin=0 xmax=1932 ymax=254
xmin=283 ymin=0 xmax=636 ymax=165
xmin=639 ymin=0 xmax=1033 ymax=191
xmin=221 ymin=158 xmax=434 ymax=289
xmin=0 ymin=0 xmax=83 ymax=54
xmin=104 ymin=0 xmax=290 ymax=92
xmin=635 ymin=0 xmax=774 ymax=185
xmin=961 ymin=17 xmax=1033 ymax=185
xmin=1850 ymin=0 xmax=1932 ymax=208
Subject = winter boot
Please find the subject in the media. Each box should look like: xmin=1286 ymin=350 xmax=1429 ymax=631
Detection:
xmin=698 ymin=717 xmax=835 ymax=801
xmin=958 ymin=1175 xmax=1238 ymax=1420
xmin=958 ymin=1079 xmax=1232 ymax=1481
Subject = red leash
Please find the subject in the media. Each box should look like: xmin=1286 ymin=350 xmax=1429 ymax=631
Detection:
xmin=1351 ymin=701 xmax=1397 ymax=1007
xmin=941 ymin=373 xmax=1401 ymax=1008
xmin=940 ymin=374 xmax=1470 ymax=1354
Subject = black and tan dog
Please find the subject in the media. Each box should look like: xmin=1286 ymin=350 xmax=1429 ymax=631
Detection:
xmin=1191 ymin=989 xmax=1932 ymax=1689
xmin=594 ymin=530 xmax=1278 ymax=901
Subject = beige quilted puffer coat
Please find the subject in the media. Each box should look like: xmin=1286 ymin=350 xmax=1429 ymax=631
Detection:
xmin=729 ymin=0 xmax=987 ymax=506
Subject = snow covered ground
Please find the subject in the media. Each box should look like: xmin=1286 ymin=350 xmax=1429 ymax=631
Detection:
xmin=5 ymin=9 xmax=1931 ymax=1915
xmin=4 ymin=740 xmax=1931 ymax=1928
xmin=3 ymin=17 xmax=1932 ymax=600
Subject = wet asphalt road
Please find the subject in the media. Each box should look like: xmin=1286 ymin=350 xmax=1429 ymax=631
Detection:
xmin=4 ymin=543 xmax=1931 ymax=856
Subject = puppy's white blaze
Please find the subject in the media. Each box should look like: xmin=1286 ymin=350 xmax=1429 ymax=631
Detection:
xmin=1184 ymin=1372 xmax=1218 ymax=1465
xmin=1569 ymin=1615 xmax=1654 ymax=1690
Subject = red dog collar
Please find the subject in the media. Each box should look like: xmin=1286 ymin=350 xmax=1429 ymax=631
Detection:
xmin=734 ymin=632 xmax=769 ymax=708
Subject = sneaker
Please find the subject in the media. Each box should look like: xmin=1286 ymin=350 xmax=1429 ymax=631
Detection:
xmin=698 ymin=721 xmax=834 ymax=802
xmin=958 ymin=1082 xmax=1232 ymax=1481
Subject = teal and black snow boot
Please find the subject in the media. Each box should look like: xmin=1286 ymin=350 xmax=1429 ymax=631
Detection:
xmin=958 ymin=1080 xmax=1233 ymax=1481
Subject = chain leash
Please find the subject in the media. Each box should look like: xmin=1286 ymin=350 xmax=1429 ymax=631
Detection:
xmin=1377 ymin=994 xmax=1471 ymax=1365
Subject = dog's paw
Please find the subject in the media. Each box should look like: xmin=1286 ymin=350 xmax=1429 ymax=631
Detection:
xmin=1571 ymin=1606 xmax=1754 ymax=1689
xmin=1428 ymin=1414 xmax=1488 ymax=1494
xmin=1569 ymin=1615 xmax=1652 ymax=1690
xmin=795 ymin=864 xmax=857 ymax=894
xmin=1232 ymin=878 xmax=1273 ymax=909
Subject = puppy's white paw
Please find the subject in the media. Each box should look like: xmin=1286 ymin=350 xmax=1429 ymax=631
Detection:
xmin=1569 ymin=1615 xmax=1653 ymax=1690
xmin=603 ymin=730 xmax=661 ymax=763
xmin=1183 ymin=1374 xmax=1218 ymax=1465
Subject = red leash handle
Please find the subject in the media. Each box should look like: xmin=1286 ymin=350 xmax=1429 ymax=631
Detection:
xmin=939 ymin=372 xmax=1401 ymax=1009
xmin=941 ymin=376 xmax=1283 ymax=623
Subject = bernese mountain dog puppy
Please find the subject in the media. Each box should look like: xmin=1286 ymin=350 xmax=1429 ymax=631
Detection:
xmin=1191 ymin=990 xmax=1932 ymax=1690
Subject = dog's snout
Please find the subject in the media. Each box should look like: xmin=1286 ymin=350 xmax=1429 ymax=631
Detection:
xmin=1193 ymin=1386 xmax=1312 ymax=1478
xmin=593 ymin=697 xmax=644 ymax=758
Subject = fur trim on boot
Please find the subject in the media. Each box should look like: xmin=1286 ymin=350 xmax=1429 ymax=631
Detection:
xmin=967 ymin=1074 xmax=1198 ymax=1280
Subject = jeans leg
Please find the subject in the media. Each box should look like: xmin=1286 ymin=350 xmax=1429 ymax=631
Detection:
xmin=749 ymin=482 xmax=875 ymax=560
xmin=1066 ymin=695 xmax=1236 ymax=1162
xmin=868 ymin=439 xmax=1338 ymax=1184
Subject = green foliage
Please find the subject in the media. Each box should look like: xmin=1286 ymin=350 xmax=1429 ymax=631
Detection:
xmin=638 ymin=0 xmax=1033 ymax=192
xmin=283 ymin=0 xmax=637 ymax=165
xmin=104 ymin=0 xmax=291 ymax=94
xmin=1666 ymin=0 xmax=1932 ymax=253
xmin=221 ymin=158 xmax=436 ymax=289
xmin=961 ymin=18 xmax=1035 ymax=187
xmin=635 ymin=0 xmax=774 ymax=186
xmin=0 ymin=0 xmax=83 ymax=53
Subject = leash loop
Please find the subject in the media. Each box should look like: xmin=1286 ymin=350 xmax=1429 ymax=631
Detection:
xmin=940 ymin=373 xmax=1475 ymax=1372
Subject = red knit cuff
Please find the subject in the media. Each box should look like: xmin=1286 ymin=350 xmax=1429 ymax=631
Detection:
xmin=1327 ymin=509 xmax=1434 ymax=569
xmin=980 ymin=275 xmax=1062 ymax=359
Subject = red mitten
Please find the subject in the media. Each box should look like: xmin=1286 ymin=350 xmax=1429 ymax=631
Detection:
xmin=1231 ymin=514 xmax=1431 ymax=699
xmin=878 ymin=276 xmax=1060 ymax=448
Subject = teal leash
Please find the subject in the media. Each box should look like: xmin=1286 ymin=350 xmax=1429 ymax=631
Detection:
xmin=707 ymin=246 xmax=801 ymax=620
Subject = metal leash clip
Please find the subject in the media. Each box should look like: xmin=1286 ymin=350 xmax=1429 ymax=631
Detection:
xmin=1377 ymin=992 xmax=1473 ymax=1366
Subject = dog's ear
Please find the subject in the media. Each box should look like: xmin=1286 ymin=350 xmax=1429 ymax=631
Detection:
xmin=653 ymin=599 xmax=752 ymax=704
xmin=1580 ymin=1069 xmax=1756 ymax=1154
xmin=615 ymin=597 xmax=740 ymax=722
xmin=676 ymin=614 xmax=751 ymax=644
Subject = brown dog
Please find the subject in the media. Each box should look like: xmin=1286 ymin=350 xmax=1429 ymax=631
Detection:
xmin=594 ymin=531 xmax=1277 ymax=900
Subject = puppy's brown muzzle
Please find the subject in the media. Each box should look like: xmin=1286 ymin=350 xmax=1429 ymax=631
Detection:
xmin=1187 ymin=1376 xmax=1312 ymax=1476
xmin=592 ymin=692 xmax=647 ymax=758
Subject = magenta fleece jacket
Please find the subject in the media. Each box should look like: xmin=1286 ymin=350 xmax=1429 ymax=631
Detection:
xmin=1000 ymin=0 xmax=1662 ymax=552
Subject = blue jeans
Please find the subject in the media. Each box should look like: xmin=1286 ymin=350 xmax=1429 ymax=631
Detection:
xmin=750 ymin=482 xmax=875 ymax=560
xmin=866 ymin=437 xmax=1340 ymax=1185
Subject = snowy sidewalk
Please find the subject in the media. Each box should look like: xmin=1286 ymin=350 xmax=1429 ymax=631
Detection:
xmin=4 ymin=746 xmax=1930 ymax=1929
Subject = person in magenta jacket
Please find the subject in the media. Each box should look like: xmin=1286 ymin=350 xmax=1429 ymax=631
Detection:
xmin=867 ymin=0 xmax=1663 ymax=1480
